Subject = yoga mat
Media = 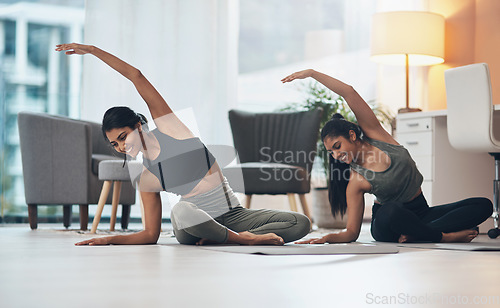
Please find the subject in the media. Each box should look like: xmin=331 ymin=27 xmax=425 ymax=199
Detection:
xmin=395 ymin=242 xmax=500 ymax=251
xmin=200 ymin=243 xmax=399 ymax=255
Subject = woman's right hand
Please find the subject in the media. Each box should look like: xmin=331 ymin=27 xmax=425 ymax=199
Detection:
xmin=295 ymin=233 xmax=334 ymax=244
xmin=55 ymin=43 xmax=94 ymax=55
xmin=75 ymin=236 xmax=111 ymax=246
xmin=281 ymin=69 xmax=315 ymax=83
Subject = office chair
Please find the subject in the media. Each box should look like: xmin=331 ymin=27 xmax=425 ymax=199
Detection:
xmin=444 ymin=63 xmax=500 ymax=238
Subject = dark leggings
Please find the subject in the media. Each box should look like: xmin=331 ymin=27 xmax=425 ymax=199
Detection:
xmin=371 ymin=193 xmax=493 ymax=243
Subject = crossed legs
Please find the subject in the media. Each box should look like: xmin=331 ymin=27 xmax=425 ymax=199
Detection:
xmin=170 ymin=201 xmax=311 ymax=245
xmin=371 ymin=194 xmax=493 ymax=243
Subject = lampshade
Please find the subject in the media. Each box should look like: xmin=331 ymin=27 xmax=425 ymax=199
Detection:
xmin=370 ymin=11 xmax=445 ymax=66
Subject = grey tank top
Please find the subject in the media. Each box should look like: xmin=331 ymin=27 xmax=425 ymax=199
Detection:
xmin=349 ymin=138 xmax=423 ymax=204
xmin=142 ymin=129 xmax=216 ymax=196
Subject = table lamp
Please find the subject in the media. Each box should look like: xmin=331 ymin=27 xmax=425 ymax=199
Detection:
xmin=370 ymin=11 xmax=445 ymax=113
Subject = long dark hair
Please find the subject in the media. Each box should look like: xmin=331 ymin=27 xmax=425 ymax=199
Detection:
xmin=102 ymin=106 xmax=149 ymax=165
xmin=320 ymin=113 xmax=362 ymax=217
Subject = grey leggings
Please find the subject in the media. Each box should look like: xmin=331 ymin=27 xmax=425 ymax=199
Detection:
xmin=170 ymin=177 xmax=310 ymax=244
xmin=170 ymin=202 xmax=311 ymax=244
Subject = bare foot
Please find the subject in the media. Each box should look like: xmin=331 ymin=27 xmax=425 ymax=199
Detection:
xmin=196 ymin=238 xmax=219 ymax=246
xmin=196 ymin=232 xmax=285 ymax=246
xmin=398 ymin=234 xmax=413 ymax=243
xmin=239 ymin=231 xmax=285 ymax=246
xmin=441 ymin=230 xmax=479 ymax=243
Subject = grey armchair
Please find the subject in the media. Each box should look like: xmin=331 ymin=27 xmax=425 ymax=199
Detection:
xmin=17 ymin=111 xmax=136 ymax=230
xmin=223 ymin=109 xmax=323 ymax=220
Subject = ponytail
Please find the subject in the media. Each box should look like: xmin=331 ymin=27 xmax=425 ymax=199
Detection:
xmin=327 ymin=155 xmax=350 ymax=217
xmin=136 ymin=113 xmax=148 ymax=126
xmin=321 ymin=113 xmax=362 ymax=217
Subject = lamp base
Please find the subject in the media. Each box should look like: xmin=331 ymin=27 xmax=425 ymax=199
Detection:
xmin=398 ymin=107 xmax=422 ymax=114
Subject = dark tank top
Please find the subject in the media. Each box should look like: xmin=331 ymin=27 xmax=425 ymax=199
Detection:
xmin=349 ymin=138 xmax=423 ymax=204
xmin=142 ymin=129 xmax=216 ymax=195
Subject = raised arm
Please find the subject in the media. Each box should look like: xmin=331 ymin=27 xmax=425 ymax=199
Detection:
xmin=56 ymin=43 xmax=193 ymax=138
xmin=282 ymin=69 xmax=393 ymax=142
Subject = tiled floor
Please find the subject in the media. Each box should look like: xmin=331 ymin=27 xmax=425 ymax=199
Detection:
xmin=1 ymin=222 xmax=500 ymax=308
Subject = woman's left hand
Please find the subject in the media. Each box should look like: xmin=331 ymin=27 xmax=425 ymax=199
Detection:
xmin=281 ymin=69 xmax=315 ymax=83
xmin=75 ymin=236 xmax=111 ymax=246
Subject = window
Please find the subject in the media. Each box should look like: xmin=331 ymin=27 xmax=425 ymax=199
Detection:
xmin=238 ymin=0 xmax=377 ymax=112
xmin=0 ymin=1 xmax=84 ymax=221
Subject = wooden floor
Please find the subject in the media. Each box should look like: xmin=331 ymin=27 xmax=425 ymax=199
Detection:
xmin=1 ymin=222 xmax=500 ymax=308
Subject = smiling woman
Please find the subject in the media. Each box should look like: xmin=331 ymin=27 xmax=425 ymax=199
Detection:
xmin=281 ymin=68 xmax=493 ymax=245
xmin=55 ymin=43 xmax=311 ymax=247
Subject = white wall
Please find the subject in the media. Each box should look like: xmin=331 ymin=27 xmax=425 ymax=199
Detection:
xmin=81 ymin=0 xmax=239 ymax=146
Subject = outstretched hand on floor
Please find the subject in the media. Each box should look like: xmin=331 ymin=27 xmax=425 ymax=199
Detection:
xmin=295 ymin=235 xmax=330 ymax=244
xmin=75 ymin=237 xmax=111 ymax=246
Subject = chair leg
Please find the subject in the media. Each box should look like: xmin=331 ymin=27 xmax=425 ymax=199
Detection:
xmin=91 ymin=180 xmax=112 ymax=234
xmin=79 ymin=204 xmax=89 ymax=231
xmin=139 ymin=194 xmax=145 ymax=229
xmin=488 ymin=156 xmax=500 ymax=238
xmin=493 ymin=177 xmax=499 ymax=230
xmin=63 ymin=205 xmax=72 ymax=229
xmin=28 ymin=204 xmax=38 ymax=230
xmin=110 ymin=181 xmax=122 ymax=231
xmin=121 ymin=205 xmax=131 ymax=230
xmin=298 ymin=194 xmax=312 ymax=221
xmin=287 ymin=193 xmax=298 ymax=212
xmin=245 ymin=194 xmax=252 ymax=209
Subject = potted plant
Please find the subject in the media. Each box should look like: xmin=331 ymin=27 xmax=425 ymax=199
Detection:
xmin=280 ymin=81 xmax=393 ymax=228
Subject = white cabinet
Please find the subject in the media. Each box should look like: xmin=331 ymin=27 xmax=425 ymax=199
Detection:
xmin=396 ymin=111 xmax=494 ymax=207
